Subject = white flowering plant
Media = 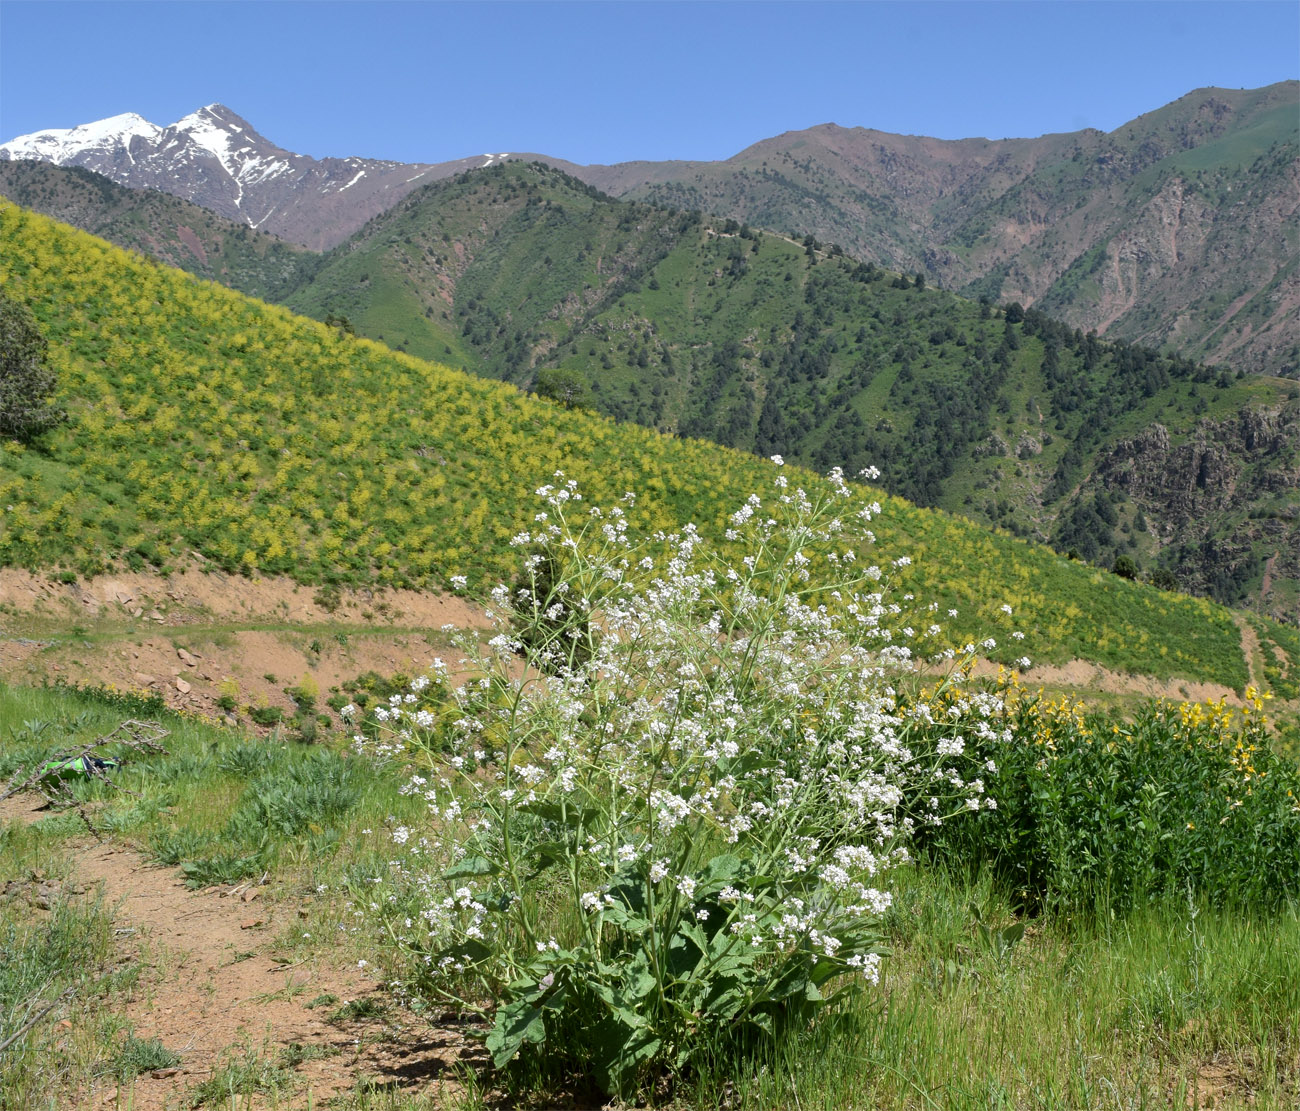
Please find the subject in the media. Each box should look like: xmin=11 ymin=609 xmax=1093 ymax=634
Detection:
xmin=355 ymin=464 xmax=1006 ymax=1099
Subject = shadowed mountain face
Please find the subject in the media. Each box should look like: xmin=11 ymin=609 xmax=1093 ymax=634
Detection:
xmin=4 ymin=85 xmax=1295 ymax=370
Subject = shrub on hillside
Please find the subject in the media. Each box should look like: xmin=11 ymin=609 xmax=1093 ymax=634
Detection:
xmin=0 ymin=289 xmax=64 ymax=441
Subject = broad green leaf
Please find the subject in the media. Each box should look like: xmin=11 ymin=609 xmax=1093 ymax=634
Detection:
xmin=521 ymin=800 xmax=601 ymax=829
xmin=485 ymin=999 xmax=546 ymax=1068
xmin=442 ymin=855 xmax=497 ymax=879
xmin=433 ymin=938 xmax=492 ymax=966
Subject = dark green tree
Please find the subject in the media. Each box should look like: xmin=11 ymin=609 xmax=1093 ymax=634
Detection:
xmin=323 ymin=311 xmax=355 ymax=335
xmin=0 ymin=290 xmax=64 ymax=440
xmin=534 ymin=367 xmax=592 ymax=410
xmin=1151 ymin=567 xmax=1180 ymax=591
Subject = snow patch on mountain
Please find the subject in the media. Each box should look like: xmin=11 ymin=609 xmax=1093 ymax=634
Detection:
xmin=172 ymin=107 xmax=247 ymax=178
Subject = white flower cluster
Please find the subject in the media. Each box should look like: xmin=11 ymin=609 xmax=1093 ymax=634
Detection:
xmin=352 ymin=467 xmax=1006 ymax=1012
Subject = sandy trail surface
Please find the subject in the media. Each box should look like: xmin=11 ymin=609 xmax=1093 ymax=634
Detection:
xmin=0 ymin=793 xmax=479 ymax=1109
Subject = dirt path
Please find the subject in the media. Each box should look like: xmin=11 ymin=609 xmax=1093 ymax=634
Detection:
xmin=967 ymin=656 xmax=1247 ymax=706
xmin=1 ymin=795 xmax=479 ymax=1109
xmin=5 ymin=565 xmax=1268 ymax=731
xmin=0 ymin=567 xmax=490 ymax=727
xmin=1233 ymin=613 xmax=1264 ymax=695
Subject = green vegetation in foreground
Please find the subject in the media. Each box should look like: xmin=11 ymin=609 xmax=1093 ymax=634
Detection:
xmin=2 ymin=615 xmax=1298 ymax=1106
xmin=0 ymin=201 xmax=1270 ymax=688
xmin=336 ymin=479 xmax=1300 ymax=1102
xmin=0 ymin=680 xmax=425 ymax=1110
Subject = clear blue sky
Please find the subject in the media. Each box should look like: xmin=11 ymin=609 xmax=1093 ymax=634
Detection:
xmin=1 ymin=1 xmax=1295 ymax=165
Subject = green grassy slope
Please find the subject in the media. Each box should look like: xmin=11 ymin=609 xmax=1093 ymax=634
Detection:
xmin=0 ymin=200 xmax=1278 ymax=689
xmin=283 ymin=162 xmax=1300 ymax=618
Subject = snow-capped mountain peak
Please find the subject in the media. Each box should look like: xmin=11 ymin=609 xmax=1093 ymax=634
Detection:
xmin=0 ymin=112 xmax=162 ymax=163
xmin=166 ymin=103 xmax=285 ymax=184
xmin=0 ymin=103 xmax=486 ymax=250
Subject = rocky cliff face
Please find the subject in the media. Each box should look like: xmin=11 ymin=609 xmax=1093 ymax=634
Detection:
xmin=1093 ymin=405 xmax=1300 ymax=619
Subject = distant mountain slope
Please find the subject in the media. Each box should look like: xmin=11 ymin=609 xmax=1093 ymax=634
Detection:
xmin=0 ymin=160 xmax=311 ymax=301
xmin=283 ymin=161 xmax=1300 ymax=622
xmin=0 ymin=104 xmax=550 ymax=250
xmin=5 ymin=84 xmax=1294 ymax=372
xmin=2 ymin=197 xmax=1283 ymax=692
xmin=580 ymin=83 xmax=1299 ymax=376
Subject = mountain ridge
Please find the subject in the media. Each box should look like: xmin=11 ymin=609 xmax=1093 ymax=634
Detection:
xmin=4 ymin=83 xmax=1294 ymax=371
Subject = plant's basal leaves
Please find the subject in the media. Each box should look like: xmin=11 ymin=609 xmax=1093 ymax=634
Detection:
xmin=486 ymin=999 xmax=546 ymax=1068
xmin=594 ymin=1029 xmax=662 ymax=1098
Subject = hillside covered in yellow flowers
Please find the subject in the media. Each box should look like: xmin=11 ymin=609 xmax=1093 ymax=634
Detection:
xmin=1 ymin=199 xmax=1291 ymax=691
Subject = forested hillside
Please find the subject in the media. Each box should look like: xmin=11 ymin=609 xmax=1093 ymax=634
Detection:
xmin=586 ymin=83 xmax=1299 ymax=376
xmin=283 ymin=162 xmax=1300 ymax=621
xmin=0 ymin=160 xmax=310 ymax=301
xmin=4 ymin=198 xmax=1289 ymax=689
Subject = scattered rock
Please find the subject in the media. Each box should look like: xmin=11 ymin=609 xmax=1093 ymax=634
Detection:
xmin=240 ymin=917 xmax=265 ymax=930
xmin=175 ymin=678 xmax=191 ymax=695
